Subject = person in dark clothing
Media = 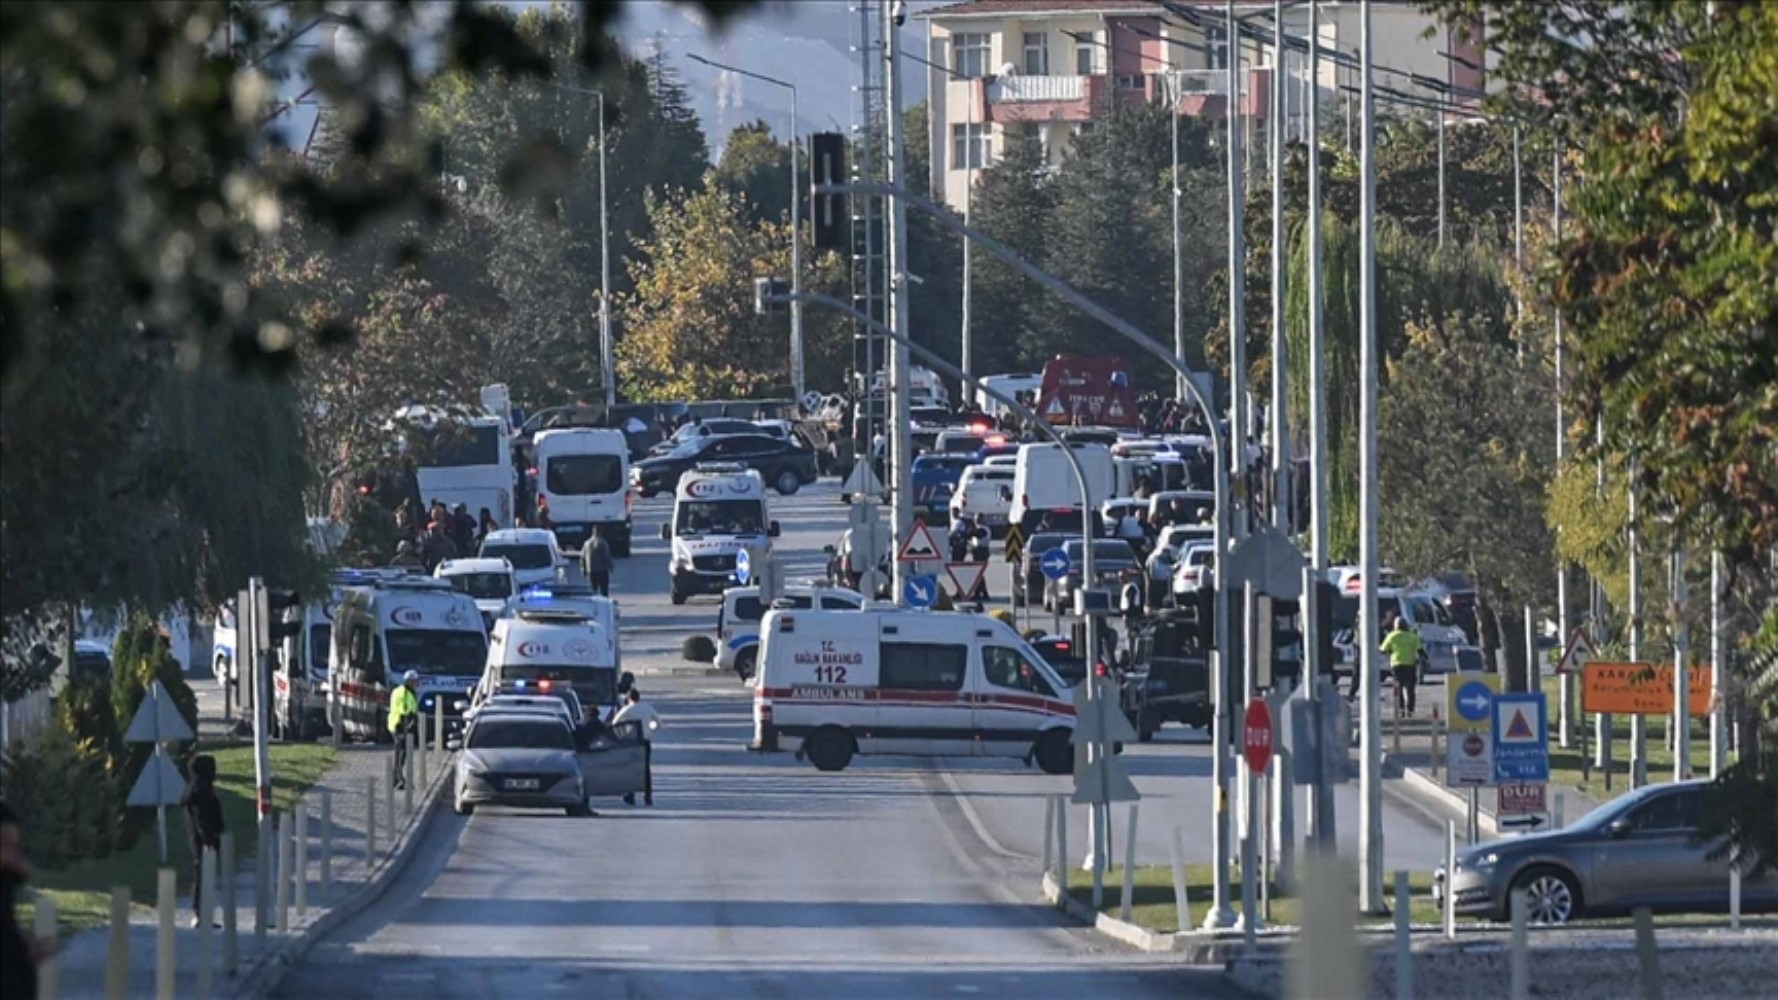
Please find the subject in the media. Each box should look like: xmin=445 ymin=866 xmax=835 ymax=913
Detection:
xmin=1 ymin=801 xmax=48 ymax=997
xmin=580 ymin=527 xmax=615 ymax=596
xmin=181 ymin=756 xmax=226 ymax=927
xmin=475 ymin=508 xmax=498 ymax=548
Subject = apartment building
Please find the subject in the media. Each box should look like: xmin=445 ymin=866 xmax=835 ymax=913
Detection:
xmin=918 ymin=0 xmax=1486 ymax=208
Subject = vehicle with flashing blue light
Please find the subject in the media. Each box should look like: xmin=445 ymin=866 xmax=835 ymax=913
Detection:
xmin=480 ymin=610 xmax=620 ymax=723
xmin=662 ymin=464 xmax=780 ymax=606
xmin=329 ymin=576 xmax=489 ymax=742
xmin=508 ymin=584 xmax=623 ymax=673
xmin=434 ymin=556 xmax=519 ymax=630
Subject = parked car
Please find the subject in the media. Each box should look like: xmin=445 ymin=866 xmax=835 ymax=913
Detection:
xmin=632 ymin=433 xmax=817 ymax=497
xmin=1049 ymin=539 xmax=1143 ymax=611
xmin=646 ymin=418 xmax=760 ymax=457
xmin=1146 ymin=524 xmax=1213 ymax=589
xmin=1170 ymin=542 xmax=1216 ymax=602
xmin=1433 ymin=780 xmax=1778 ymax=924
xmin=1013 ymin=531 xmax=1067 ymax=607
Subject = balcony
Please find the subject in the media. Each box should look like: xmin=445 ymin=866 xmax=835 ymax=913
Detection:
xmin=985 ymin=74 xmax=1107 ymax=124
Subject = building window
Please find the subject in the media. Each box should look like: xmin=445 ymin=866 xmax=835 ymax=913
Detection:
xmin=1074 ymin=30 xmax=1100 ymax=75
xmin=953 ymin=32 xmax=990 ymax=79
xmin=951 ymin=122 xmax=989 ymax=170
xmin=1115 ymin=73 xmax=1145 ymax=91
xmin=1022 ymin=32 xmax=1049 ymax=76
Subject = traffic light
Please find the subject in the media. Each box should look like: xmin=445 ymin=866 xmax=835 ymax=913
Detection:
xmin=267 ymin=589 xmax=303 ymax=642
xmin=810 ymin=132 xmax=848 ymax=251
xmin=753 ymin=277 xmax=789 ymax=316
xmin=1268 ymin=596 xmax=1304 ymax=688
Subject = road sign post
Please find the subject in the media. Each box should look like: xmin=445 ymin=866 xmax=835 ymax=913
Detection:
xmin=1072 ymin=674 xmax=1138 ymax=911
xmin=1445 ymin=672 xmax=1499 ymax=789
xmin=902 ymin=574 xmax=938 ymax=610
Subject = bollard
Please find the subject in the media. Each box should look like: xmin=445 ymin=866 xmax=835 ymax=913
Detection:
xmin=255 ymin=819 xmax=270 ymax=940
xmin=368 ymin=776 xmax=380 ymax=863
xmin=1729 ymin=863 xmax=1742 ymax=930
xmin=35 ymin=892 xmax=57 ymax=1000
xmin=106 ymin=886 xmax=130 ymax=1000
xmin=418 ymin=718 xmax=429 ymax=789
xmin=1431 ymin=712 xmax=1442 ymax=779
xmin=196 ymin=848 xmax=215 ymax=1000
xmin=1634 ymin=907 xmax=1663 ymax=1000
xmin=155 ymin=868 xmax=176 ymax=1000
xmin=1509 ymin=888 xmax=1529 ymax=1000
xmin=404 ymin=731 xmax=416 ymax=816
xmin=295 ymin=801 xmax=309 ymax=916
xmin=1119 ymin=803 xmax=1138 ymax=924
xmin=220 ymin=833 xmax=237 ymax=977
xmin=382 ymin=764 xmax=395 ymax=853
xmin=1055 ymin=798 xmax=1068 ymax=896
xmin=320 ymin=788 xmax=334 ymax=903
xmin=1286 ymin=853 xmax=1359 ymax=1000
xmin=1393 ymin=870 xmax=1413 ymax=1000
xmin=1443 ymin=820 xmax=1458 ymax=939
xmin=1553 ymin=792 xmax=1565 ymax=831
xmin=435 ymin=697 xmax=444 ymax=760
xmin=275 ymin=812 xmax=292 ymax=933
xmin=1041 ymin=797 xmax=1055 ymax=876
xmin=1169 ymin=827 xmax=1190 ymax=935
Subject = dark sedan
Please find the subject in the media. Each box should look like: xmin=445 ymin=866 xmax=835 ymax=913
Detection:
xmin=632 ymin=434 xmax=818 ymax=497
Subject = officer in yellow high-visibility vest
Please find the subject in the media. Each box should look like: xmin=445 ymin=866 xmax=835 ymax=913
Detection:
xmin=388 ymin=670 xmax=420 ymax=789
xmin=1379 ymin=616 xmax=1423 ymax=716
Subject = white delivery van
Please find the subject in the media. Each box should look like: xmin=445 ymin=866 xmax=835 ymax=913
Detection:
xmin=715 ymin=584 xmax=865 ymax=679
xmin=751 ymin=608 xmax=1077 ymax=773
xmin=533 ymin=428 xmax=633 ymax=556
xmin=331 ymin=577 xmax=489 ymax=741
xmin=975 ymin=373 xmax=1041 ymax=416
xmin=480 ymin=609 xmax=620 ymax=723
xmin=661 ymin=463 xmax=779 ymax=605
xmin=948 ymin=463 xmax=1016 ymax=534
xmin=1009 ymin=442 xmax=1115 ymax=536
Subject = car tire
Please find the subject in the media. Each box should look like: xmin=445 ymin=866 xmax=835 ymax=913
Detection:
xmin=1034 ymin=729 xmax=1073 ymax=776
xmin=735 ymin=647 xmax=757 ymax=682
xmin=774 ymin=470 xmax=801 ymax=495
xmin=453 ymin=795 xmax=473 ymax=816
xmin=805 ymin=727 xmax=854 ymax=772
xmin=1513 ymin=866 xmax=1581 ymax=924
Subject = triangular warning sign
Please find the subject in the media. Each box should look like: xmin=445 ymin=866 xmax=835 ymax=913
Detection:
xmin=123 ymin=681 xmax=195 ymax=744
xmin=1556 ymin=627 xmax=1595 ymax=675
xmin=896 ymin=518 xmax=944 ymax=562
xmin=126 ymin=751 xmax=187 ymax=807
xmin=842 ymin=462 xmax=884 ymax=498
xmin=1506 ymin=709 xmax=1535 ymax=741
xmin=946 ymin=561 xmax=987 ymax=597
xmin=1044 ymin=396 xmax=1065 ymax=417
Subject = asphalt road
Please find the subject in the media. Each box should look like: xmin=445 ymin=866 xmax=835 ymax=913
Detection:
xmin=275 ymin=482 xmax=1467 ymax=996
xmin=275 ymin=483 xmax=1247 ymax=999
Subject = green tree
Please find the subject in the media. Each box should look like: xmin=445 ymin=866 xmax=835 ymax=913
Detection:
xmin=968 ymin=126 xmax=1057 ymax=375
xmin=710 ymin=121 xmax=796 ymax=226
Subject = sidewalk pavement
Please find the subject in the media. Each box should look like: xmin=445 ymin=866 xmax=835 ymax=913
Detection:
xmin=47 ymin=739 xmax=452 ymax=1000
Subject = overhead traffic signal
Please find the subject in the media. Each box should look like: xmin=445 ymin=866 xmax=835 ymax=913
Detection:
xmin=810 ymin=132 xmax=848 ymax=251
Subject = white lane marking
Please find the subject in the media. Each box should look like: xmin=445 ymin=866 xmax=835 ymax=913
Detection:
xmin=938 ymin=768 xmax=1031 ymax=862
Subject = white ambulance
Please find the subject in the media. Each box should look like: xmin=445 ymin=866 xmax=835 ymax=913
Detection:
xmin=751 ymin=609 xmax=1077 ymax=773
xmin=661 ymin=463 xmax=779 ymax=605
xmin=331 ymin=577 xmax=489 ymax=742
xmin=479 ymin=609 xmax=620 ymax=723
xmin=715 ymin=583 xmax=865 ymax=679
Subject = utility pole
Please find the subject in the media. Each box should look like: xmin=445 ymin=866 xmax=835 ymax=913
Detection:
xmin=961 ymin=57 xmax=975 ymax=386
xmin=596 ymin=91 xmax=614 ymax=408
xmin=1227 ymin=0 xmax=1251 ymax=547
xmin=1172 ymin=72 xmax=1187 ymax=402
xmin=1304 ymin=0 xmax=1334 ymax=852
xmin=1553 ymin=152 xmax=1572 ymax=748
xmin=1709 ymin=551 xmax=1726 ymax=777
xmin=1269 ymin=0 xmax=1290 ymax=535
xmin=1629 ymin=467 xmax=1646 ymax=787
xmin=1671 ymin=546 xmax=1690 ymax=781
xmin=1356 ymin=0 xmax=1386 ymax=915
xmin=883 ymin=0 xmax=913 ymax=601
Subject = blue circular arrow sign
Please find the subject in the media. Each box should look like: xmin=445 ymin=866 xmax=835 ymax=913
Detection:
xmin=734 ymin=548 xmax=752 ymax=586
xmin=1039 ymin=547 xmax=1072 ymax=581
xmin=1455 ymin=680 xmax=1493 ymax=723
xmin=903 ymin=574 xmax=937 ymax=609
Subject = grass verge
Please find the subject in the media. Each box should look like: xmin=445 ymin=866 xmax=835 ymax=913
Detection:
xmin=21 ymin=742 xmax=336 ymax=937
xmin=1064 ymin=864 xmax=1443 ymax=934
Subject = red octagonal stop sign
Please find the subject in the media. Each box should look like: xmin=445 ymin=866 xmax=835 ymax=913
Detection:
xmin=1242 ymin=699 xmax=1274 ymax=774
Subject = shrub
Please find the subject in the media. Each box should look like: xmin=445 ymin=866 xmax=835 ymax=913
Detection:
xmin=681 ymin=635 xmax=717 ymax=663
xmin=0 ymin=722 xmax=122 ymax=867
xmin=109 ymin=616 xmax=199 ymax=828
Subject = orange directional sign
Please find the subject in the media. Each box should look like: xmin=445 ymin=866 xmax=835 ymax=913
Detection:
xmin=1581 ymin=661 xmax=1711 ymax=717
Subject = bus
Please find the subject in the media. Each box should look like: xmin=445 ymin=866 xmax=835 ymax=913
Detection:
xmin=396 ymin=405 xmax=516 ymax=529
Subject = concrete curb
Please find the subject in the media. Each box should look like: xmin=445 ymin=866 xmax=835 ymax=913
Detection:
xmin=1039 ymin=871 xmax=1284 ymax=962
xmin=225 ymin=753 xmax=454 ymax=1000
xmin=1384 ymin=752 xmax=1501 ymax=840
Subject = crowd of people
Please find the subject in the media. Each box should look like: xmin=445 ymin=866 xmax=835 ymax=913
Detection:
xmin=389 ymin=498 xmax=499 ymax=573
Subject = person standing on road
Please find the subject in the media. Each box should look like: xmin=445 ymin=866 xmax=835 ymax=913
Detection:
xmin=610 ymin=689 xmax=661 ymax=806
xmin=580 ymin=527 xmax=614 ymax=597
xmin=388 ymin=670 xmax=421 ymax=788
xmin=181 ymin=755 xmax=225 ymax=928
xmin=1380 ymin=615 xmax=1423 ymax=715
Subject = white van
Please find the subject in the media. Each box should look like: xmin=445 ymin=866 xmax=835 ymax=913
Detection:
xmin=508 ymin=584 xmax=623 ymax=673
xmin=1009 ymin=442 xmax=1115 ymax=535
xmin=1326 ymin=566 xmax=1471 ymax=675
xmin=948 ymin=464 xmax=1016 ymax=533
xmin=716 ymin=584 xmax=865 ymax=679
xmin=480 ymin=610 xmax=620 ymax=722
xmin=331 ymin=577 xmax=489 ymax=742
xmin=477 ymin=527 xmax=567 ymax=589
xmin=975 ymin=373 xmax=1041 ymax=416
xmin=434 ymin=557 xmax=518 ymax=630
xmin=533 ymin=428 xmax=633 ymax=556
xmin=751 ymin=608 xmax=1077 ymax=773
xmin=661 ymin=464 xmax=779 ymax=605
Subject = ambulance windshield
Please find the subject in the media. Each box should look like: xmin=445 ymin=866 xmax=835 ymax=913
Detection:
xmin=676 ymin=499 xmax=764 ymax=537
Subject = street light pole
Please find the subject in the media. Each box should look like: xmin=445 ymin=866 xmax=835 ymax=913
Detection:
xmin=1172 ymin=72 xmax=1186 ymax=401
xmin=597 ymin=90 xmax=614 ymax=408
xmin=883 ymin=0 xmax=914 ymax=604
xmin=688 ymin=54 xmax=804 ymax=398
xmin=1269 ymin=0 xmax=1289 ymax=534
xmin=1304 ymin=0 xmax=1334 ymax=852
xmin=1357 ymin=0 xmax=1386 ymax=915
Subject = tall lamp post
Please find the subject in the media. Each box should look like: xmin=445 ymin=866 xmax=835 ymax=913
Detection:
xmin=553 ymin=84 xmax=616 ymax=407
xmin=688 ymin=53 xmax=805 ymax=399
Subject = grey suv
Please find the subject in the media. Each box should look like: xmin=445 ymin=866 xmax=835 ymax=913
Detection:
xmin=1434 ymin=780 xmax=1776 ymax=923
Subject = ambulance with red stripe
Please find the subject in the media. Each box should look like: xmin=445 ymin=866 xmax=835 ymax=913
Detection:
xmin=331 ymin=577 xmax=489 ymax=742
xmin=751 ymin=609 xmax=1077 ymax=774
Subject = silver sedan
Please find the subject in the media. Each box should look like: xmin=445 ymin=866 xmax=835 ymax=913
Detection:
xmin=1434 ymin=780 xmax=1777 ymax=923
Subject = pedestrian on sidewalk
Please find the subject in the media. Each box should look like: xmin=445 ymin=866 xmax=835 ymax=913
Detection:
xmin=1 ymin=801 xmax=51 ymax=998
xmin=580 ymin=527 xmax=614 ymax=597
xmin=389 ymin=670 xmax=420 ymax=788
xmin=182 ymin=755 xmax=225 ymax=928
xmin=610 ymin=689 xmax=660 ymax=807
xmin=1380 ymin=615 xmax=1423 ymax=716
